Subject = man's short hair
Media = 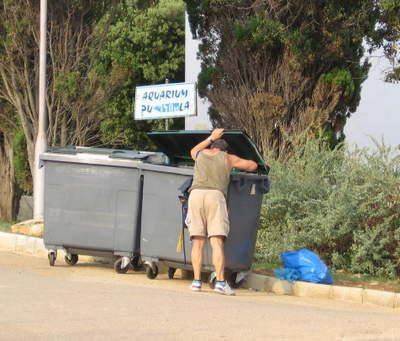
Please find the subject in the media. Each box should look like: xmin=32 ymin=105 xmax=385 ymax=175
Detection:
xmin=210 ymin=139 xmax=228 ymax=152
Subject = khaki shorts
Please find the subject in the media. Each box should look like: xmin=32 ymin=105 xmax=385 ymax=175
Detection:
xmin=186 ymin=189 xmax=229 ymax=238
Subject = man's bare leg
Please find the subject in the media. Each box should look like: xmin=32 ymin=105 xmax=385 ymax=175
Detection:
xmin=191 ymin=236 xmax=206 ymax=280
xmin=209 ymin=236 xmax=225 ymax=281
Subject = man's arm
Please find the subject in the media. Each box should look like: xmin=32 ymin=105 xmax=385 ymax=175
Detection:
xmin=190 ymin=128 xmax=224 ymax=160
xmin=227 ymin=154 xmax=258 ymax=172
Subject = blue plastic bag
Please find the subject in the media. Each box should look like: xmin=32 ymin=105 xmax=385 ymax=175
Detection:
xmin=273 ymin=268 xmax=301 ymax=282
xmin=279 ymin=248 xmax=333 ymax=284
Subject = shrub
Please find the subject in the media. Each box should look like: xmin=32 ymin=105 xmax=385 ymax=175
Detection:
xmin=13 ymin=130 xmax=32 ymax=194
xmin=257 ymin=140 xmax=400 ymax=278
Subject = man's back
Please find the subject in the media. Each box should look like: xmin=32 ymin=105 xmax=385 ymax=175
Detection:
xmin=190 ymin=150 xmax=230 ymax=196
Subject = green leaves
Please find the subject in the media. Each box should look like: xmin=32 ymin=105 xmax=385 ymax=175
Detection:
xmin=320 ymin=69 xmax=355 ymax=97
xmin=54 ymin=72 xmax=81 ymax=100
xmin=98 ymin=0 xmax=185 ymax=83
xmin=185 ymin=0 xmax=384 ymax=155
xmin=95 ymin=0 xmax=185 ymax=149
xmin=12 ymin=130 xmax=31 ymax=194
xmin=234 ymin=16 xmax=285 ymax=49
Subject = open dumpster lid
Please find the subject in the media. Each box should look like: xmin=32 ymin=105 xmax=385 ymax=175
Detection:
xmin=147 ymin=130 xmax=269 ymax=174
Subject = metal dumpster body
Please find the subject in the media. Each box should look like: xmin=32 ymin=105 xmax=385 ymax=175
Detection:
xmin=139 ymin=130 xmax=270 ymax=284
xmin=41 ymin=148 xmax=147 ymax=272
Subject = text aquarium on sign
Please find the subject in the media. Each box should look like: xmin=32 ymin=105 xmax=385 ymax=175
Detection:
xmin=134 ymin=82 xmax=197 ymax=120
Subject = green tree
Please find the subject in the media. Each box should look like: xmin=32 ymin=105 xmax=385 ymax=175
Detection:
xmin=95 ymin=0 xmax=186 ymax=149
xmin=0 ymin=0 xmax=115 ymax=176
xmin=185 ymin=1 xmax=387 ymax=157
xmin=0 ymin=99 xmax=21 ymax=220
xmin=372 ymin=0 xmax=400 ymax=82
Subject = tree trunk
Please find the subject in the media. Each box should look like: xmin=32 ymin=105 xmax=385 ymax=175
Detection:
xmin=0 ymin=132 xmax=19 ymax=221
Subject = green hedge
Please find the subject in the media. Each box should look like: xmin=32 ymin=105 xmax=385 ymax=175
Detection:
xmin=257 ymin=140 xmax=400 ymax=279
xmin=13 ymin=130 xmax=32 ymax=194
xmin=0 ymin=220 xmax=12 ymax=233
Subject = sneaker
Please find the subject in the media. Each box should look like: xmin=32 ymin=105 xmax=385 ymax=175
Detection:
xmin=190 ymin=279 xmax=202 ymax=292
xmin=214 ymin=281 xmax=235 ymax=296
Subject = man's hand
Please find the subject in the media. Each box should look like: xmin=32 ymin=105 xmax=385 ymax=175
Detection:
xmin=210 ymin=128 xmax=224 ymax=141
xmin=190 ymin=128 xmax=225 ymax=160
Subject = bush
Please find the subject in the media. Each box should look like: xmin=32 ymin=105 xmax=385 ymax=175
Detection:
xmin=257 ymin=140 xmax=400 ymax=278
xmin=13 ymin=131 xmax=32 ymax=194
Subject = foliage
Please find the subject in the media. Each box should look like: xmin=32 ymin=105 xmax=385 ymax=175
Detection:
xmin=12 ymin=130 xmax=32 ymax=194
xmin=371 ymin=0 xmax=400 ymax=82
xmin=257 ymin=140 xmax=400 ymax=278
xmin=0 ymin=0 xmax=115 ymax=175
xmin=0 ymin=219 xmax=12 ymax=232
xmin=95 ymin=0 xmax=185 ymax=149
xmin=184 ymin=1 xmax=391 ymax=157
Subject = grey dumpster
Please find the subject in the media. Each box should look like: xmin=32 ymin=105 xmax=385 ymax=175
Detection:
xmin=40 ymin=147 xmax=152 ymax=273
xmin=140 ymin=130 xmax=270 ymax=286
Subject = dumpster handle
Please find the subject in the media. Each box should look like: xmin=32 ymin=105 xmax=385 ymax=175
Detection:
xmin=180 ymin=200 xmax=187 ymax=264
xmin=234 ymin=177 xmax=247 ymax=193
xmin=259 ymin=178 xmax=270 ymax=193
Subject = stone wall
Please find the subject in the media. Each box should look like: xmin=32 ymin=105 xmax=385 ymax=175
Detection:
xmin=17 ymin=195 xmax=33 ymax=222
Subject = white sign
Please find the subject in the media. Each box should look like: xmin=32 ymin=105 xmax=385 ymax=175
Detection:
xmin=134 ymin=82 xmax=197 ymax=120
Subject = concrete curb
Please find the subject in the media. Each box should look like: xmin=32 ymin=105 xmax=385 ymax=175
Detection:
xmin=1 ymin=231 xmax=399 ymax=308
xmin=243 ymin=272 xmax=400 ymax=309
xmin=0 ymin=231 xmax=102 ymax=263
xmin=0 ymin=231 xmax=47 ymax=257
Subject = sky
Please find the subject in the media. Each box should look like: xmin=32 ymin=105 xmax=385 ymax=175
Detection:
xmin=344 ymin=54 xmax=399 ymax=150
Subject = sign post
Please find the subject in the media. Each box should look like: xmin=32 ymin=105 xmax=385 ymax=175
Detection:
xmin=164 ymin=78 xmax=169 ymax=130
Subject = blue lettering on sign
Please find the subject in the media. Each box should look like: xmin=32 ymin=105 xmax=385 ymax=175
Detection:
xmin=151 ymin=102 xmax=191 ymax=113
xmin=141 ymin=101 xmax=190 ymax=113
xmin=141 ymin=105 xmax=152 ymax=113
xmin=141 ymin=88 xmax=189 ymax=102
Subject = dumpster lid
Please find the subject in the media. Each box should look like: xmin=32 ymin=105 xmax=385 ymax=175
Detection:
xmin=147 ymin=130 xmax=269 ymax=174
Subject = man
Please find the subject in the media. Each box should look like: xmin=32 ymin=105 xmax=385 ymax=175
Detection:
xmin=187 ymin=128 xmax=258 ymax=295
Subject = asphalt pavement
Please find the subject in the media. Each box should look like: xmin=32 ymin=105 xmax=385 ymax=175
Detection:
xmin=0 ymin=251 xmax=399 ymax=340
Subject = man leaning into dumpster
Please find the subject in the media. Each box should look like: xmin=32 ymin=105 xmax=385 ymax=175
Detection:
xmin=187 ymin=128 xmax=258 ymax=295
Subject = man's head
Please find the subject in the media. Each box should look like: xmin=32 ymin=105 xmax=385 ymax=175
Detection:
xmin=210 ymin=139 xmax=228 ymax=152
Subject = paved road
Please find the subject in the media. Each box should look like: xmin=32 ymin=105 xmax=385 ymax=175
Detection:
xmin=0 ymin=251 xmax=399 ymax=341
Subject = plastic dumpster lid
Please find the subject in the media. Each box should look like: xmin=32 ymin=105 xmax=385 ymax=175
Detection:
xmin=109 ymin=150 xmax=149 ymax=160
xmin=47 ymin=146 xmax=121 ymax=155
xmin=147 ymin=129 xmax=269 ymax=174
xmin=46 ymin=146 xmax=152 ymax=160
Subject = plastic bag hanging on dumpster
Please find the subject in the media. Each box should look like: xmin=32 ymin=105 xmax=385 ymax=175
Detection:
xmin=178 ymin=177 xmax=193 ymax=228
xmin=276 ymin=248 xmax=333 ymax=284
xmin=176 ymin=177 xmax=193 ymax=261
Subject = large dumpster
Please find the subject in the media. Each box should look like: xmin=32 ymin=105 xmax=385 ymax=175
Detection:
xmin=40 ymin=147 xmax=152 ymax=273
xmin=140 ymin=130 xmax=270 ymax=286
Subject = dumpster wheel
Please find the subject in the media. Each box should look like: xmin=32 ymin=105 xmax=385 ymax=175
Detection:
xmin=167 ymin=267 xmax=176 ymax=279
xmin=227 ymin=272 xmax=243 ymax=289
xmin=114 ymin=258 xmax=130 ymax=274
xmin=48 ymin=252 xmax=56 ymax=266
xmin=64 ymin=254 xmax=79 ymax=266
xmin=145 ymin=263 xmax=158 ymax=279
xmin=131 ymin=255 xmax=143 ymax=272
